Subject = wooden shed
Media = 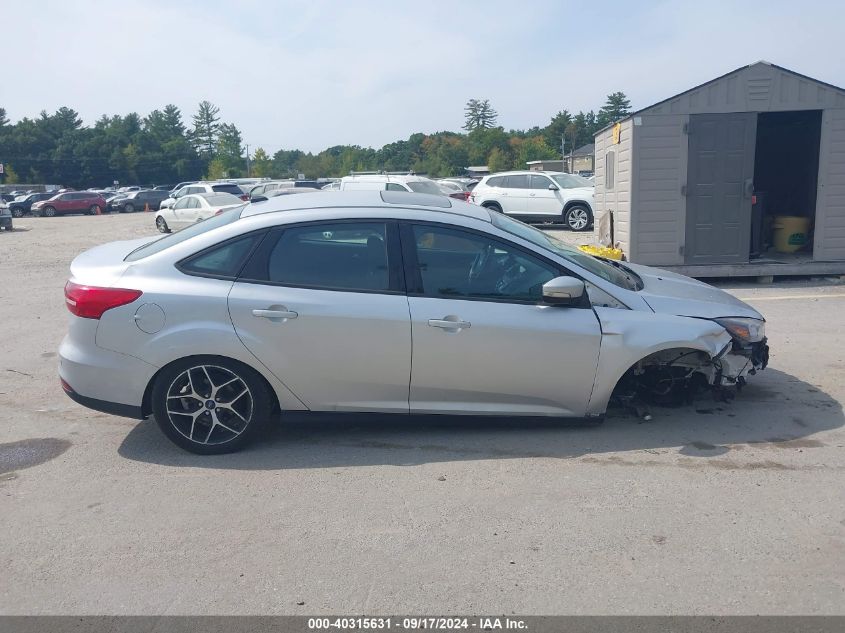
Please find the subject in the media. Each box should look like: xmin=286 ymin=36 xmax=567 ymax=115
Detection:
xmin=593 ymin=61 xmax=845 ymax=277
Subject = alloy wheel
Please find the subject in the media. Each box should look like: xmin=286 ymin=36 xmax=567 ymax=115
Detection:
xmin=164 ymin=364 xmax=254 ymax=446
xmin=567 ymin=207 xmax=589 ymax=231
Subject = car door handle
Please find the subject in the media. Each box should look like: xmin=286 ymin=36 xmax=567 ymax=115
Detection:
xmin=252 ymin=308 xmax=298 ymax=320
xmin=428 ymin=318 xmax=471 ymax=331
xmin=529 ymin=193 xmax=536 ymax=196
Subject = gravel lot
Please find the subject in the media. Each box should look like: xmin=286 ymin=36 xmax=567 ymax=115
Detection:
xmin=1 ymin=213 xmax=844 ymax=615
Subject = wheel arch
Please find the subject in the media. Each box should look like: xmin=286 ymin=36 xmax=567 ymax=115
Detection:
xmin=586 ymin=322 xmax=731 ymax=416
xmin=563 ymin=199 xmax=593 ymax=213
xmin=142 ymin=353 xmax=281 ymax=418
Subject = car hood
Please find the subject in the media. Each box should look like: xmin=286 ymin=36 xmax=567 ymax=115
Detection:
xmin=566 ymin=186 xmax=594 ymax=198
xmin=625 ymin=262 xmax=763 ymax=320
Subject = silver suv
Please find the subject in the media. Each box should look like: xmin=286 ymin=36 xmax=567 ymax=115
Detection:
xmin=469 ymin=171 xmax=595 ymax=231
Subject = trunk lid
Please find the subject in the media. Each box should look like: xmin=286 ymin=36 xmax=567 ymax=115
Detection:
xmin=69 ymin=236 xmax=158 ymax=287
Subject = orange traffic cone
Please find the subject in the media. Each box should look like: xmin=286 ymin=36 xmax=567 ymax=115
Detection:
xmin=145 ymin=203 xmax=151 ymax=212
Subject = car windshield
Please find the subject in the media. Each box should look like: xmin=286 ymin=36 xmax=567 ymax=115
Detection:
xmin=124 ymin=206 xmax=244 ymax=262
xmin=406 ymin=180 xmax=444 ymax=195
xmin=551 ymin=173 xmax=593 ymax=189
xmin=489 ymin=212 xmax=641 ymax=291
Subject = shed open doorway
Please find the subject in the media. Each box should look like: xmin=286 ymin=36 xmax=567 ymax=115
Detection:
xmin=751 ymin=110 xmax=822 ymax=260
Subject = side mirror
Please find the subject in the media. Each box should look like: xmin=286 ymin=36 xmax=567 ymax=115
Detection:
xmin=542 ymin=276 xmax=585 ymax=306
xmin=548 ymin=183 xmax=559 ymax=191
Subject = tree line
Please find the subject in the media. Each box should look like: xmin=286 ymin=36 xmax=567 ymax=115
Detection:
xmin=0 ymin=93 xmax=631 ymax=188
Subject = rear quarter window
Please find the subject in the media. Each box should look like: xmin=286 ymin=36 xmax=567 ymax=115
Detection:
xmin=212 ymin=184 xmax=244 ymax=196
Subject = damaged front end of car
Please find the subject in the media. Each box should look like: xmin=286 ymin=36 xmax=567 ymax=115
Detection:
xmin=610 ymin=317 xmax=769 ymax=412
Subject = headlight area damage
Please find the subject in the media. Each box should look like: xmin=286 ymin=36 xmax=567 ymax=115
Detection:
xmin=593 ymin=310 xmax=769 ymax=418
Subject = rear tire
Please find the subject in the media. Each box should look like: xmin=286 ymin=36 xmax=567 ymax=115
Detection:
xmin=564 ymin=205 xmax=592 ymax=231
xmin=124 ymin=203 xmax=135 ymax=213
xmin=43 ymin=206 xmax=56 ymax=218
xmin=155 ymin=216 xmax=170 ymax=233
xmin=151 ymin=356 xmax=273 ymax=455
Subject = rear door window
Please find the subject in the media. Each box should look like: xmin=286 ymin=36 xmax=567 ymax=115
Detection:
xmin=241 ymin=222 xmax=394 ymax=293
xmin=503 ymin=175 xmax=529 ymax=189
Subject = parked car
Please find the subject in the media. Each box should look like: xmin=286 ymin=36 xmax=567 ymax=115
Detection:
xmin=251 ymin=187 xmax=323 ymax=202
xmin=339 ymin=173 xmax=445 ymax=195
xmin=31 ymin=191 xmax=108 ymax=217
xmin=160 ymin=182 xmax=248 ymax=209
xmin=153 ymin=185 xmax=174 ymax=191
xmin=0 ymin=200 xmax=12 ymax=232
xmin=248 ymin=180 xmax=296 ymax=199
xmin=1 ymin=193 xmax=16 ymax=203
xmin=8 ymin=192 xmax=55 ymax=218
xmin=155 ymin=192 xmax=244 ymax=233
xmin=110 ymin=189 xmax=171 ymax=213
xmin=437 ymin=180 xmax=472 ymax=201
xmin=60 ymin=190 xmax=768 ymax=454
xmin=470 ymin=171 xmax=595 ymax=231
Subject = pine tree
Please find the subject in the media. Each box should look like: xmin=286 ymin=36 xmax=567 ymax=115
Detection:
xmin=190 ymin=101 xmax=221 ymax=157
xmin=463 ymin=99 xmax=498 ymax=131
xmin=597 ymin=92 xmax=632 ymax=128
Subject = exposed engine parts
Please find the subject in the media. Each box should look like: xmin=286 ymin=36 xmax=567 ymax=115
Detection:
xmin=611 ymin=340 xmax=769 ymax=419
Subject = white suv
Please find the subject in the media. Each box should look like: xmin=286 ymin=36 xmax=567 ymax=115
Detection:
xmin=469 ymin=171 xmax=595 ymax=231
xmin=339 ymin=173 xmax=444 ymax=195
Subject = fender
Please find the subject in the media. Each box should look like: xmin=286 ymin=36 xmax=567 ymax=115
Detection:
xmin=587 ymin=307 xmax=732 ymax=415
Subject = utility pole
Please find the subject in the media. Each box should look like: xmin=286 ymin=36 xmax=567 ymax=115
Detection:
xmin=561 ymin=135 xmax=566 ymax=173
xmin=245 ymin=144 xmax=251 ymax=177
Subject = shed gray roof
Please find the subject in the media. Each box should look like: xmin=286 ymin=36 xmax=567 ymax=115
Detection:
xmin=595 ymin=61 xmax=845 ymax=134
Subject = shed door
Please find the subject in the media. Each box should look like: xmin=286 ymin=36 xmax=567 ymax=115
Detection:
xmin=685 ymin=113 xmax=757 ymax=264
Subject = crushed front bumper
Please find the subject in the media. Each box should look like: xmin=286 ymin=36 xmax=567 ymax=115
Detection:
xmin=712 ymin=337 xmax=769 ymax=387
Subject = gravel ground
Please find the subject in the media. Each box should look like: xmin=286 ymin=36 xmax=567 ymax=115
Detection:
xmin=0 ymin=212 xmax=843 ymax=615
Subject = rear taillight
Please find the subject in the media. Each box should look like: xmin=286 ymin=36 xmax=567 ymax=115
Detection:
xmin=64 ymin=281 xmax=142 ymax=319
xmin=448 ymin=192 xmax=465 ymax=200
xmin=241 ymin=195 xmax=249 ymax=201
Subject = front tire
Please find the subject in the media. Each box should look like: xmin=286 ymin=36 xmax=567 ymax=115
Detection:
xmin=11 ymin=208 xmax=24 ymax=218
xmin=43 ymin=206 xmax=56 ymax=218
xmin=124 ymin=203 xmax=135 ymax=213
xmin=155 ymin=216 xmax=170 ymax=233
xmin=89 ymin=205 xmax=102 ymax=215
xmin=564 ymin=205 xmax=592 ymax=231
xmin=482 ymin=202 xmax=503 ymax=214
xmin=151 ymin=357 xmax=273 ymax=454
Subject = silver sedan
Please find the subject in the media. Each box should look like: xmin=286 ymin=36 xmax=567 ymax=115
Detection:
xmin=59 ymin=191 xmax=769 ymax=454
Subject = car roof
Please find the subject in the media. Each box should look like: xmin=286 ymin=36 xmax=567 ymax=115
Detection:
xmin=485 ymin=170 xmax=564 ymax=177
xmin=341 ymin=174 xmax=429 ymax=183
xmin=241 ymin=190 xmax=491 ymax=222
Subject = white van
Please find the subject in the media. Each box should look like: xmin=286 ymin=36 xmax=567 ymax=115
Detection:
xmin=339 ymin=173 xmax=444 ymax=195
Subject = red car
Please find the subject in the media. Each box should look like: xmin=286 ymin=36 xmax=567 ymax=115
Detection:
xmin=31 ymin=191 xmax=108 ymax=217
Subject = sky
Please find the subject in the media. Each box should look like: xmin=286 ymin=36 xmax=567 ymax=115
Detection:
xmin=3 ymin=0 xmax=845 ymax=153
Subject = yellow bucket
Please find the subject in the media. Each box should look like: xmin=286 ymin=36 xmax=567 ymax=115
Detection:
xmin=772 ymin=216 xmax=810 ymax=253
